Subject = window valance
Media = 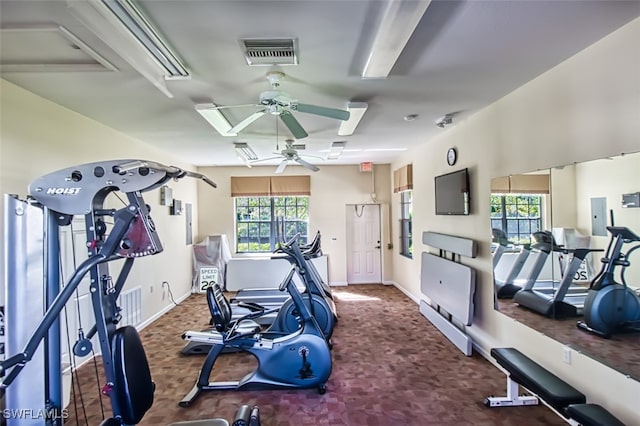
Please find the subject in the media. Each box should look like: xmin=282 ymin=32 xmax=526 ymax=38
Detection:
xmin=230 ymin=175 xmax=311 ymax=196
xmin=491 ymin=174 xmax=549 ymax=194
xmin=393 ymin=164 xmax=413 ymax=193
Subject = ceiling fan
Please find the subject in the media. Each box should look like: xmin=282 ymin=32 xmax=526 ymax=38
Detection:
xmin=252 ymin=139 xmax=320 ymax=174
xmin=217 ymin=71 xmax=350 ymax=139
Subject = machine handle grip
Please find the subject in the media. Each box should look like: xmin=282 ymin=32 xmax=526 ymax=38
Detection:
xmin=113 ymin=160 xmax=217 ymax=188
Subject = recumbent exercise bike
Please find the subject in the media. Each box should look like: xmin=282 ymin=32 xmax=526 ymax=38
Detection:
xmin=179 ymin=234 xmax=333 ymax=407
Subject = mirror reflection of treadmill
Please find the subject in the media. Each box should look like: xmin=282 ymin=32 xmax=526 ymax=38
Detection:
xmin=492 ymin=228 xmax=532 ymax=299
xmin=494 ymin=244 xmax=531 ymax=299
xmin=513 ymin=229 xmax=602 ymax=318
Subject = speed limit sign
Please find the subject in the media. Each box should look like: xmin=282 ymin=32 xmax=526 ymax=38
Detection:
xmin=198 ymin=267 xmax=219 ymax=292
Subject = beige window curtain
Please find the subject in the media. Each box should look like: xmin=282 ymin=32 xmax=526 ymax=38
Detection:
xmin=230 ymin=176 xmax=311 ymax=197
xmin=491 ymin=174 xmax=549 ymax=194
xmin=393 ymin=164 xmax=413 ymax=193
xmin=270 ymin=175 xmax=311 ymax=196
xmin=230 ymin=176 xmax=271 ymax=197
xmin=490 ymin=176 xmax=511 ymax=194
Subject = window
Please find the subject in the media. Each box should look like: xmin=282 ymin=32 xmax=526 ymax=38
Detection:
xmin=400 ymin=190 xmax=412 ymax=258
xmin=490 ymin=194 xmax=542 ymax=244
xmin=235 ymin=196 xmax=309 ymax=253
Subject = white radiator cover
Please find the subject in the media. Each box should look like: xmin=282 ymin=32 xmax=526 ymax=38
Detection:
xmin=118 ymin=286 xmax=142 ymax=327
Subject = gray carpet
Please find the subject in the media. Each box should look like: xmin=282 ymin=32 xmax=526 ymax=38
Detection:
xmin=66 ymin=284 xmax=564 ymax=425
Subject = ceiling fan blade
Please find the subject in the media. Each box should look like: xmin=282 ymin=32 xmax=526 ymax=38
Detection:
xmin=275 ymin=159 xmax=288 ymax=174
xmin=250 ymin=156 xmax=282 ymax=164
xmin=294 ymin=155 xmax=319 ymax=172
xmin=229 ymin=110 xmax=266 ymax=134
xmin=295 ymin=103 xmax=350 ymax=121
xmin=211 ymin=103 xmax=262 ymax=110
xmin=280 ymin=111 xmax=308 ymax=139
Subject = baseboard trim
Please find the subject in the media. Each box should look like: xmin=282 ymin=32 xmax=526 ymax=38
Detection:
xmin=329 ymin=281 xmax=348 ymax=287
xmin=137 ymin=291 xmax=191 ymax=331
xmin=67 ymin=292 xmax=191 ymax=374
xmin=390 ymin=282 xmax=420 ymax=304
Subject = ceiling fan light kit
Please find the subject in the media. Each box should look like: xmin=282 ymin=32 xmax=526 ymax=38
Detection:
xmin=195 ymin=104 xmax=237 ymax=136
xmin=250 ymin=140 xmax=320 ymax=174
xmin=361 ymin=0 xmax=432 ymax=79
xmin=338 ymin=102 xmax=369 ymax=136
xmin=67 ymin=0 xmax=189 ymax=98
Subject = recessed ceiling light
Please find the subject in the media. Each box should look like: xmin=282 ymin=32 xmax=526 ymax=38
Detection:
xmin=404 ymin=114 xmax=419 ymax=122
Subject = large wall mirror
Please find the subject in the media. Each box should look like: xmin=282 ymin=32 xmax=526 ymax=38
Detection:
xmin=491 ymin=152 xmax=640 ymax=381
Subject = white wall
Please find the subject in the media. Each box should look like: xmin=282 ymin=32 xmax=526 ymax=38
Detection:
xmin=390 ymin=18 xmax=640 ymax=424
xmin=0 ymin=79 xmax=199 ymax=321
xmin=196 ymin=163 xmax=392 ymax=285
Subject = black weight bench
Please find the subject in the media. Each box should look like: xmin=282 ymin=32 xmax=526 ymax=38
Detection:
xmin=485 ymin=348 xmax=625 ymax=426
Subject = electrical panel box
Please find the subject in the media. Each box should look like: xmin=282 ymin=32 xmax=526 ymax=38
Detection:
xmin=170 ymin=199 xmax=183 ymax=215
xmin=160 ymin=185 xmax=173 ymax=206
xmin=622 ymin=192 xmax=640 ymax=208
xmin=590 ymin=197 xmax=607 ymax=236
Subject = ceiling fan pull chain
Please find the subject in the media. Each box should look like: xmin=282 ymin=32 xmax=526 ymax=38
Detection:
xmin=276 ymin=115 xmax=279 ymax=151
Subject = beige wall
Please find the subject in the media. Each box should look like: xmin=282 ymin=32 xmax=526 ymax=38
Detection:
xmin=196 ymin=163 xmax=392 ymax=285
xmin=0 ymin=79 xmax=199 ymax=321
xmin=389 ymin=18 xmax=640 ymax=424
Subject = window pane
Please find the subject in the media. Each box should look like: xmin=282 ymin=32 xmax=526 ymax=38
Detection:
xmin=259 ymin=206 xmax=271 ymax=221
xmin=235 ymin=196 xmax=309 ymax=253
xmin=491 ymin=194 xmax=542 ymax=244
xmin=400 ymin=191 xmax=413 ymax=258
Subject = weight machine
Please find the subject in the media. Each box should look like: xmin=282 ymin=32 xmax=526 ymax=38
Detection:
xmin=1 ymin=159 xmax=216 ymax=425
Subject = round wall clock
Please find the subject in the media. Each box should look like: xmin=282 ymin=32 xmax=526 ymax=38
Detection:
xmin=447 ymin=147 xmax=457 ymax=166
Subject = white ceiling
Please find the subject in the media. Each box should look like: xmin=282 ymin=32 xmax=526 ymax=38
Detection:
xmin=1 ymin=1 xmax=638 ymax=169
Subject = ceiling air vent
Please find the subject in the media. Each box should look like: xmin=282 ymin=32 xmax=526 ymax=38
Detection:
xmin=240 ymin=38 xmax=298 ymax=66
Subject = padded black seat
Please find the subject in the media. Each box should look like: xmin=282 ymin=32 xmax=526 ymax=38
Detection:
xmin=565 ymin=404 xmax=625 ymax=426
xmin=208 ymin=283 xmax=233 ymax=332
xmin=491 ymin=347 xmax=585 ymax=416
xmin=111 ymin=326 xmax=155 ymax=425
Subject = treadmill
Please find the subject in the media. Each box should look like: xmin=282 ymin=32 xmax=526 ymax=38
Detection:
xmin=230 ymin=232 xmax=332 ymax=305
xmin=494 ymin=244 xmax=532 ymax=299
xmin=513 ymin=231 xmax=602 ymax=318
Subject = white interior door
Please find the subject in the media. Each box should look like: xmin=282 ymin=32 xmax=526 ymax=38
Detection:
xmin=346 ymin=204 xmax=382 ymax=284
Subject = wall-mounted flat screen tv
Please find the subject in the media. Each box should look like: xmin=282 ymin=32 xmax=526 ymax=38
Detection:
xmin=435 ymin=168 xmax=470 ymax=215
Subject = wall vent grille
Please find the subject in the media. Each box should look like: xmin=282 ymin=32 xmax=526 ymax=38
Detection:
xmin=118 ymin=286 xmax=142 ymax=327
xmin=240 ymin=38 xmax=298 ymax=66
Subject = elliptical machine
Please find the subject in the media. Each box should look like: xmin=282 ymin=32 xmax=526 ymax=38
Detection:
xmin=577 ymin=226 xmax=640 ymax=338
xmin=179 ymin=248 xmax=332 ymax=407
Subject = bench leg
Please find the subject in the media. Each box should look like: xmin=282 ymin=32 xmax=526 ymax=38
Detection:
xmin=484 ymin=376 xmax=539 ymax=407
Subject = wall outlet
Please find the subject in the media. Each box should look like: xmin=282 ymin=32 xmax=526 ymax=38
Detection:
xmin=563 ymin=346 xmax=572 ymax=364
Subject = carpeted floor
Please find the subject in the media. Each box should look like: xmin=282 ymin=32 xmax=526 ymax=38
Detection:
xmin=66 ymin=285 xmax=564 ymax=425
